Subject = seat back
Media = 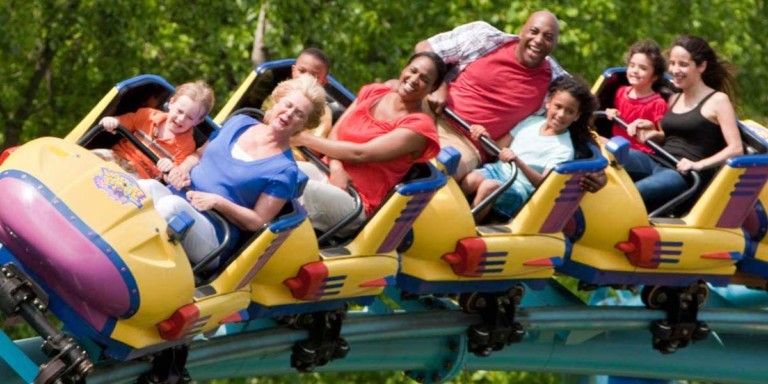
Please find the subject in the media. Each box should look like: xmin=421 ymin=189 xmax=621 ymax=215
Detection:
xmin=511 ymin=143 xmax=608 ymax=234
xmin=591 ymin=67 xmax=674 ymax=139
xmin=204 ymin=199 xmax=308 ymax=289
xmin=214 ymin=59 xmax=355 ymax=125
xmin=74 ymin=75 xmax=218 ymax=150
xmin=328 ymin=162 xmax=447 ymax=255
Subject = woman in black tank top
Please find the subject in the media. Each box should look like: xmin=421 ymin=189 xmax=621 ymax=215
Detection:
xmin=621 ymin=35 xmax=742 ymax=212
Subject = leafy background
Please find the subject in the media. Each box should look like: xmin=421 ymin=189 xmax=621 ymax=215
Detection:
xmin=0 ymin=0 xmax=762 ymax=382
xmin=1 ymin=0 xmax=766 ymax=150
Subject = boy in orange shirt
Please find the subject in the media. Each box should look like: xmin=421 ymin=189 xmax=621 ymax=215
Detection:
xmin=94 ymin=80 xmax=214 ymax=179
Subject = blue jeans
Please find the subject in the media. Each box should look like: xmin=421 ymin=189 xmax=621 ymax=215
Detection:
xmin=623 ymin=150 xmax=690 ymax=212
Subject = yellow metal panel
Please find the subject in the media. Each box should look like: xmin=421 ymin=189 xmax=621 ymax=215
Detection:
xmin=214 ymin=71 xmax=258 ymax=124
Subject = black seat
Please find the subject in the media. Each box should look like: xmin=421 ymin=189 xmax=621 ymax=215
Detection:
xmin=225 ymin=59 xmax=355 ymax=125
xmin=79 ymin=75 xmax=217 ymax=151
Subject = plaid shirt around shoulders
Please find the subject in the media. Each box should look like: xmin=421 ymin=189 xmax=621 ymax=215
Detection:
xmin=427 ymin=21 xmax=567 ymax=82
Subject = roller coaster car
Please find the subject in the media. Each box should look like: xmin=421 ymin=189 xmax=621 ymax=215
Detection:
xmin=397 ymin=141 xmax=607 ymax=356
xmin=212 ymin=62 xmax=448 ymax=372
xmin=64 ymin=74 xmax=216 ymax=152
xmin=213 ymin=59 xmax=354 ymax=125
xmin=564 ymin=67 xmax=768 ymax=353
xmin=733 ymin=119 xmax=768 ymax=289
xmin=0 ymin=76 xmax=316 ymax=380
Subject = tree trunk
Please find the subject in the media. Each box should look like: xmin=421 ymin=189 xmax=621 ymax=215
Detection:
xmin=250 ymin=1 xmax=268 ymax=67
xmin=2 ymin=39 xmax=55 ymax=151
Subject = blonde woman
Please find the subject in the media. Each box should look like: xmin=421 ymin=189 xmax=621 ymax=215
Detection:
xmin=142 ymin=74 xmax=326 ymax=265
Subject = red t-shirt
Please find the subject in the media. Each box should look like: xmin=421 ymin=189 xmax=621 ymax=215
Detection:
xmin=112 ymin=108 xmax=196 ymax=179
xmin=611 ymin=85 xmax=668 ymax=154
xmin=448 ymin=40 xmax=552 ymax=154
xmin=337 ymin=84 xmax=440 ymax=215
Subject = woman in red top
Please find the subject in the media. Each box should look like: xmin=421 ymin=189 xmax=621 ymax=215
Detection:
xmin=293 ymin=52 xmax=447 ymax=236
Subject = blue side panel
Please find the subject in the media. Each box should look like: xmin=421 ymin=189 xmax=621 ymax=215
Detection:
xmin=397 ymin=273 xmax=547 ymax=295
xmin=738 ymin=256 xmax=768 ymax=279
xmin=557 ymin=259 xmax=731 ymax=287
xmin=246 ymin=296 xmax=375 ymax=318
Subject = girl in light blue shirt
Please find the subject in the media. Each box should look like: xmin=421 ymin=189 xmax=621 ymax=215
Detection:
xmin=460 ymin=76 xmax=597 ymax=221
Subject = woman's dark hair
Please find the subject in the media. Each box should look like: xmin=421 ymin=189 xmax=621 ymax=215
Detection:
xmin=626 ymin=39 xmax=669 ymax=94
xmin=407 ymin=51 xmax=447 ymax=91
xmin=548 ymin=75 xmax=598 ymax=146
xmin=670 ymin=35 xmax=737 ymax=99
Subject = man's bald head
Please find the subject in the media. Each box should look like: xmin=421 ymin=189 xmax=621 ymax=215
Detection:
xmin=516 ymin=10 xmax=560 ymax=68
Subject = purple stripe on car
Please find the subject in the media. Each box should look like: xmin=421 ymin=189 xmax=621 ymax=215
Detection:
xmin=540 ymin=175 xmax=585 ymax=233
xmin=0 ymin=175 xmax=132 ymax=331
xmin=716 ymin=168 xmax=768 ymax=228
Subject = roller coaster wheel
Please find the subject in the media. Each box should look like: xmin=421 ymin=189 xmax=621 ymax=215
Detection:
xmin=458 ymin=292 xmax=484 ymax=314
xmin=508 ymin=323 xmax=526 ymax=344
xmin=693 ymin=321 xmax=710 ymax=341
xmin=333 ymin=339 xmax=350 ymax=360
xmin=467 ymin=324 xmax=492 ymax=357
xmin=694 ymin=281 xmax=709 ymax=309
xmin=650 ymin=320 xmax=673 ymax=340
xmin=291 ymin=341 xmax=317 ymax=373
xmin=641 ymin=285 xmax=666 ymax=309
xmin=34 ymin=359 xmax=67 ymax=384
xmin=653 ymin=338 xmax=679 ymax=355
xmin=508 ymin=284 xmax=526 ymax=305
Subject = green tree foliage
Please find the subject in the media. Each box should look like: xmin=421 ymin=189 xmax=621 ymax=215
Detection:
xmin=0 ymin=1 xmax=765 ymax=382
xmin=1 ymin=0 xmax=766 ymax=151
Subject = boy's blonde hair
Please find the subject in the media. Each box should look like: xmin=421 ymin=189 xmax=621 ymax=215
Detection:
xmin=172 ymin=80 xmax=215 ymax=116
xmin=269 ymin=74 xmax=326 ymax=130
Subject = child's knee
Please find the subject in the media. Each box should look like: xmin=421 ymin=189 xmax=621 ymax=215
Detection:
xmin=478 ymin=179 xmax=501 ymax=194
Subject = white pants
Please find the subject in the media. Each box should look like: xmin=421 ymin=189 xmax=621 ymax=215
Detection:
xmin=297 ymin=162 xmax=366 ymax=237
xmin=139 ymin=179 xmax=219 ymax=265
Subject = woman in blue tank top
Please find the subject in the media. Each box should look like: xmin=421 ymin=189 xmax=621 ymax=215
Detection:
xmin=140 ymin=75 xmax=327 ymax=267
xmin=621 ymin=35 xmax=742 ymax=212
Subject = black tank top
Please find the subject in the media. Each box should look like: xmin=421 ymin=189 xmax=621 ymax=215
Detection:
xmin=660 ymin=92 xmax=725 ymax=162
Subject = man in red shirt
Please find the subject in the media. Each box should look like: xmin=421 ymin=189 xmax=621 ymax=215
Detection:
xmin=415 ymin=11 xmax=563 ymax=181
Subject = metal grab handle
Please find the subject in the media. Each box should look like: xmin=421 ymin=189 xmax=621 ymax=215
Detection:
xmin=299 ymin=147 xmax=363 ymax=243
xmin=443 ymin=108 xmax=519 ymax=218
xmin=79 ymin=124 xmax=231 ymax=271
xmin=593 ymin=111 xmax=701 ymax=217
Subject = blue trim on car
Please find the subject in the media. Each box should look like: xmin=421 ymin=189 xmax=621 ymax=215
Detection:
xmin=553 ymin=143 xmax=609 ymax=174
xmin=395 ymin=162 xmax=448 ymax=196
xmin=397 ymin=273 xmax=547 ymax=295
xmin=727 ymin=153 xmax=768 ymax=168
xmin=267 ymin=200 xmax=308 ymax=234
xmin=246 ymin=296 xmax=375 ymax=318
xmin=556 ymin=258 xmax=731 ymax=287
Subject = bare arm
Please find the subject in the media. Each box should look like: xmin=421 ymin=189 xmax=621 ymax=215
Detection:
xmin=495 ymin=132 xmax=513 ymax=149
xmin=678 ymin=93 xmax=742 ymax=172
xmin=187 ymin=191 xmax=286 ymax=232
xmin=415 ymin=39 xmax=433 ymax=53
xmin=514 ymin=159 xmax=550 ymax=188
xmin=166 ymin=141 xmax=207 ymax=189
xmin=294 ymin=128 xmax=428 ymax=163
xmin=497 ymin=148 xmax=548 ymax=188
